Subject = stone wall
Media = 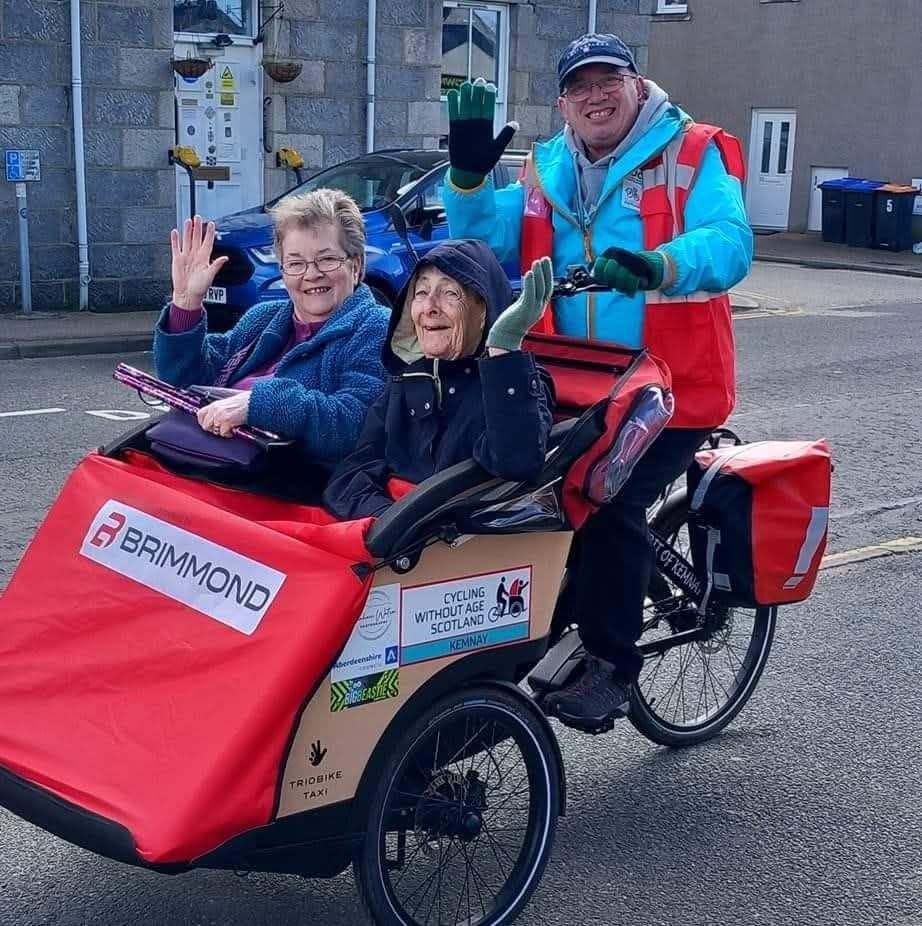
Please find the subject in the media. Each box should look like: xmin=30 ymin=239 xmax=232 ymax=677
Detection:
xmin=0 ymin=0 xmax=174 ymax=311
xmin=265 ymin=0 xmax=443 ymax=201
xmin=0 ymin=1 xmax=652 ymax=311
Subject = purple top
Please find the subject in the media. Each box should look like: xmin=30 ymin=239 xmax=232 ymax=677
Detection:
xmin=167 ymin=304 xmax=324 ymax=389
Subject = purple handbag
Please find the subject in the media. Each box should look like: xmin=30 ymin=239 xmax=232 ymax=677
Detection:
xmin=147 ymin=410 xmax=268 ymax=475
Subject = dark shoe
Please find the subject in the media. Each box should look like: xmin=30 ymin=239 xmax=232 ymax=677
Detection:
xmin=544 ymin=656 xmax=631 ymax=734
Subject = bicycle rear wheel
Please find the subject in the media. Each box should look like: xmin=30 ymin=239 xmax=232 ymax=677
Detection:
xmin=630 ymin=492 xmax=777 ymax=747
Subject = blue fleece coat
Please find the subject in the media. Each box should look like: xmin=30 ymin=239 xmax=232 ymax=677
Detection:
xmin=323 ymin=240 xmax=555 ymax=520
xmin=444 ymin=106 xmax=753 ymax=348
xmin=153 ymin=285 xmax=389 ymax=465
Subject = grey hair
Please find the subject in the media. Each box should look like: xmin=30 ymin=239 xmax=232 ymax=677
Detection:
xmin=268 ymin=187 xmax=366 ymax=280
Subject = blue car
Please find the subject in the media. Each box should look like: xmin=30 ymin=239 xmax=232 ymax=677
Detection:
xmin=205 ymin=148 xmax=526 ymax=328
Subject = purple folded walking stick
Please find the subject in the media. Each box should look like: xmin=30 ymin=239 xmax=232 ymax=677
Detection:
xmin=112 ymin=364 xmax=283 ymax=445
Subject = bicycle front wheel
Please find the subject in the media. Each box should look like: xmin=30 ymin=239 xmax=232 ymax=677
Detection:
xmin=355 ymin=685 xmax=560 ymax=926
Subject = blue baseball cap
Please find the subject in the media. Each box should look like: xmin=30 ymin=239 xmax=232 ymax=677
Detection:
xmin=557 ymin=33 xmax=639 ymax=91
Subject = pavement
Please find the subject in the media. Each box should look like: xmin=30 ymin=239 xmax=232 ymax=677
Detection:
xmin=0 ymin=233 xmax=919 ymax=360
xmin=754 ymin=230 xmax=922 ymax=277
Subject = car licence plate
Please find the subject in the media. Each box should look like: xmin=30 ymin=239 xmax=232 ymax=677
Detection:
xmin=205 ymin=286 xmax=227 ymax=304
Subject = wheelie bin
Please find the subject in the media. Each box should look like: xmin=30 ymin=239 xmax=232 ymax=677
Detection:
xmin=843 ymin=179 xmax=885 ymax=248
xmin=818 ymin=178 xmax=849 ymax=244
xmin=873 ymin=183 xmax=919 ymax=252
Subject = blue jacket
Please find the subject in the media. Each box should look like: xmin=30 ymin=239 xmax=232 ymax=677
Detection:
xmin=444 ymin=106 xmax=753 ymax=348
xmin=153 ymin=285 xmax=390 ymax=465
xmin=323 ymin=240 xmax=555 ymax=520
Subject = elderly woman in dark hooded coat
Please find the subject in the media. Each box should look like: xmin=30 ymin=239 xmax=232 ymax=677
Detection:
xmin=323 ymin=240 xmax=555 ymax=520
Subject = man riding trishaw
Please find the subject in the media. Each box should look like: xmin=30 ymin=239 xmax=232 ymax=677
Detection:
xmin=443 ymin=32 xmax=754 ymax=732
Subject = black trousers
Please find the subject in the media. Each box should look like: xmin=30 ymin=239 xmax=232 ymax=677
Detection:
xmin=568 ymin=427 xmax=711 ymax=683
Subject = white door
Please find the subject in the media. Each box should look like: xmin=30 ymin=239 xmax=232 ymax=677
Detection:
xmin=173 ymin=42 xmax=263 ymax=224
xmin=808 ymin=166 xmax=849 ymax=232
xmin=746 ymin=110 xmax=797 ymax=229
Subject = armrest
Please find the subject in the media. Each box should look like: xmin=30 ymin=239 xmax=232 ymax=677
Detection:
xmin=365 ymin=458 xmax=498 ymax=558
xmin=365 ymin=416 xmax=602 ymax=559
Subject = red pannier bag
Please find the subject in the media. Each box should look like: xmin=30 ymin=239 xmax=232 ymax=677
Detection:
xmin=688 ymin=440 xmax=832 ymax=608
xmin=523 ymin=332 xmax=674 ymax=529
xmin=0 ymin=452 xmax=375 ymax=864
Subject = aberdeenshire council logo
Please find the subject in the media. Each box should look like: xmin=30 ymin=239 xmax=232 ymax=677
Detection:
xmin=80 ymin=500 xmax=286 ymax=635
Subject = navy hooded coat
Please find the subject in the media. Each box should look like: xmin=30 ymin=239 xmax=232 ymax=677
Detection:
xmin=323 ymin=240 xmax=555 ymax=520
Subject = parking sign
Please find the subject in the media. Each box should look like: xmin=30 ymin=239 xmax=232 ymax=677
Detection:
xmin=5 ymin=149 xmax=40 ymax=182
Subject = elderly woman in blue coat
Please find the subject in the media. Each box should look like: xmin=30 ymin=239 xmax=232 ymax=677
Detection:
xmin=153 ymin=189 xmax=389 ymax=465
xmin=323 ymin=240 xmax=555 ymax=520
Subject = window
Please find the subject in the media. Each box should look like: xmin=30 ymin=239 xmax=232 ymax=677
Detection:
xmin=777 ymin=121 xmax=790 ymax=174
xmin=174 ymin=1 xmax=254 ymax=37
xmin=656 ymin=0 xmax=688 ymax=13
xmin=441 ymin=2 xmax=510 ymax=127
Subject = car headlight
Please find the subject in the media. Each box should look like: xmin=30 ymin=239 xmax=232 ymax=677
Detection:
xmin=250 ymin=245 xmax=278 ymax=264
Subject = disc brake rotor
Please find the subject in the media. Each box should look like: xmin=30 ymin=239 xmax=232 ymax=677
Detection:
xmin=413 ymin=769 xmax=466 ymax=856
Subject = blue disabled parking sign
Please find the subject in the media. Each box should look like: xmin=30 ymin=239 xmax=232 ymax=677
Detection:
xmin=5 ymin=149 xmax=40 ymax=182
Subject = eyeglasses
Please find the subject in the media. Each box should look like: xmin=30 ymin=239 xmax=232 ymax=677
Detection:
xmin=562 ymin=74 xmax=630 ymax=102
xmin=281 ymin=255 xmax=350 ymax=276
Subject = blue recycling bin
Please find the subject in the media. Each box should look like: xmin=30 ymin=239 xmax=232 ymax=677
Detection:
xmin=843 ymin=179 xmax=885 ymax=248
xmin=818 ymin=178 xmax=850 ymax=243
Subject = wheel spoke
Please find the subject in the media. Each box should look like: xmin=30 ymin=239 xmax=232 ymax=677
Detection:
xmin=373 ymin=698 xmax=554 ymax=926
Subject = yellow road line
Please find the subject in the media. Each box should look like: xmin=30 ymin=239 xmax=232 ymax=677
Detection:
xmin=821 ymin=536 xmax=922 ymax=570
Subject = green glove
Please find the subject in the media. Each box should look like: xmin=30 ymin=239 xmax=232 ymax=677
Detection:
xmin=591 ymin=247 xmax=666 ymax=297
xmin=448 ymin=78 xmax=518 ymax=190
xmin=486 ymin=257 xmax=554 ymax=352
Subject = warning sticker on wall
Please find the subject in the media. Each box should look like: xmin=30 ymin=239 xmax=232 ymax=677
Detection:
xmin=220 ymin=66 xmax=235 ymax=92
xmin=400 ymin=568 xmax=531 ymax=665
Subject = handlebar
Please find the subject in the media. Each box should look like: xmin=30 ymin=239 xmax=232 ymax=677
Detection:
xmin=551 ymin=265 xmax=611 ymax=297
xmin=508 ymin=265 xmax=610 ymax=299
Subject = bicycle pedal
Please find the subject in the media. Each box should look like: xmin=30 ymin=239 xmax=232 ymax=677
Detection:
xmin=547 ymin=705 xmax=625 ymax=735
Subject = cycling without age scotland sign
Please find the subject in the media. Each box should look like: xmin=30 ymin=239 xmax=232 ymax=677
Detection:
xmin=400 ymin=567 xmax=532 ymax=665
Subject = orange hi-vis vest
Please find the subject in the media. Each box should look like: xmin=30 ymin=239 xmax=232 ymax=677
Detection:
xmin=520 ymin=123 xmax=746 ymax=430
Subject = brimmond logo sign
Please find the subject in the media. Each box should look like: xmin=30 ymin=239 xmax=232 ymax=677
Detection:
xmin=80 ymin=500 xmax=286 ymax=635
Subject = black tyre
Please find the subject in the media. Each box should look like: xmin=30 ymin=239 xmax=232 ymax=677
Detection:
xmin=354 ymin=685 xmax=560 ymax=926
xmin=630 ymin=492 xmax=777 ymax=748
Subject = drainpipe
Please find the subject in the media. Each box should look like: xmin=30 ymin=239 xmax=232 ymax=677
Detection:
xmin=588 ymin=0 xmax=598 ymax=33
xmin=70 ymin=0 xmax=90 ymax=310
xmin=366 ymin=0 xmax=376 ymax=152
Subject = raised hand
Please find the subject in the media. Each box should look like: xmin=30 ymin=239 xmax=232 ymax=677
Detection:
xmin=447 ymin=78 xmax=519 ymax=190
xmin=486 ymin=256 xmax=554 ymax=354
xmin=170 ymin=215 xmax=229 ymax=310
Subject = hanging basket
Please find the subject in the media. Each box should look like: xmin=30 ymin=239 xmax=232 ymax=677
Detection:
xmin=262 ymin=58 xmax=303 ymax=83
xmin=172 ymin=57 xmax=213 ymax=79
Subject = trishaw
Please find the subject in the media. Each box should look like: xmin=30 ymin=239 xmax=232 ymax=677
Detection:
xmin=0 ymin=271 xmax=830 ymax=926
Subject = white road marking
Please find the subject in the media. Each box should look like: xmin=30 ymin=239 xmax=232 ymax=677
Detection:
xmin=0 ymin=407 xmax=66 ymax=418
xmin=85 ymin=409 xmax=151 ymax=421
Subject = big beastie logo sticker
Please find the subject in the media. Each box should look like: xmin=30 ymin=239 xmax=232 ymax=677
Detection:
xmin=400 ymin=567 xmax=531 ymax=665
xmin=80 ymin=500 xmax=286 ymax=635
